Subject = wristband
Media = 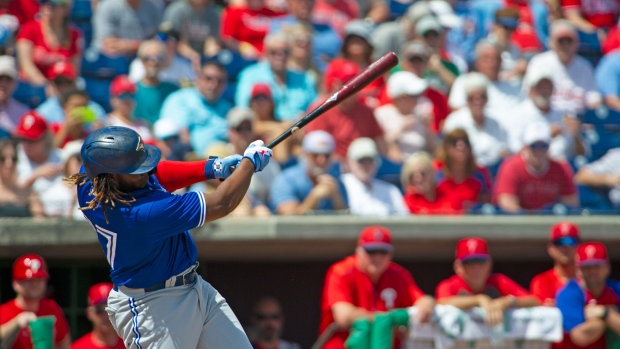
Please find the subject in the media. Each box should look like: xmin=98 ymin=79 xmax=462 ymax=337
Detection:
xmin=204 ymin=156 xmax=217 ymax=180
xmin=601 ymin=307 xmax=610 ymax=321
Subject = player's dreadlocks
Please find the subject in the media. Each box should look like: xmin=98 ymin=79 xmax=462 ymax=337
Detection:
xmin=63 ymin=173 xmax=136 ymax=223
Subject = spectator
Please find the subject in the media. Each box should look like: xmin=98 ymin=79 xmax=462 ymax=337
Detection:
xmin=523 ymin=20 xmax=600 ymax=117
xmin=105 ymin=75 xmax=154 ymax=143
xmin=370 ymin=1 xmax=428 ymax=59
xmin=530 ymin=222 xmax=580 ymax=307
xmin=71 ymin=283 xmax=124 ymax=349
xmin=52 ymin=89 xmax=93 ymax=148
xmin=375 ymin=71 xmax=435 ymax=163
xmin=268 ymin=0 xmax=342 ymax=72
xmin=561 ymin=0 xmax=619 ymax=33
xmin=415 ymin=15 xmax=459 ymax=92
xmin=14 ymin=111 xmax=66 ymax=217
xmin=36 ymin=62 xmax=106 ymax=125
xmin=0 ymin=139 xmax=43 ymax=218
xmin=162 ymin=0 xmax=220 ymax=67
xmin=595 ymin=49 xmax=620 ymax=112
xmin=15 ymin=0 xmax=83 ymax=86
xmin=284 ymin=23 xmax=318 ymax=77
xmin=249 ymin=296 xmax=301 ymax=349
xmin=152 ymin=118 xmax=193 ymax=161
xmin=449 ymin=40 xmax=521 ymax=114
xmin=311 ymin=0 xmax=360 ymax=37
xmin=443 ymin=73 xmax=509 ymax=169
xmin=319 ymin=225 xmax=435 ymax=349
xmin=487 ymin=8 xmax=527 ymax=82
xmin=92 ymin=0 xmax=162 ymax=56
xmin=0 ymin=254 xmax=70 ymax=349
xmin=508 ymin=66 xmax=586 ymax=161
xmin=227 ymin=107 xmax=279 ymax=215
xmin=401 ymin=151 xmax=454 ymax=214
xmin=0 ymin=0 xmax=39 ymax=26
xmin=0 ymin=56 xmax=28 ymax=135
xmin=160 ymin=61 xmax=231 ymax=154
xmin=602 ymin=21 xmax=620 ymax=54
xmin=436 ymin=237 xmax=540 ymax=326
xmin=50 ymin=140 xmax=85 ymax=219
xmin=556 ymin=242 xmax=620 ymax=349
xmin=574 ymin=147 xmax=620 ymax=208
xmin=133 ymin=40 xmax=179 ymax=125
xmin=341 ymin=138 xmax=408 ymax=216
xmin=236 ymin=32 xmax=317 ymax=121
xmin=128 ymin=25 xmax=197 ymax=87
xmin=493 ymin=121 xmax=578 ymax=213
xmin=305 ymin=58 xmax=386 ymax=159
xmin=221 ymin=0 xmax=284 ymax=58
xmin=359 ymin=0 xmax=389 ymax=24
xmin=270 ymin=130 xmax=347 ymax=214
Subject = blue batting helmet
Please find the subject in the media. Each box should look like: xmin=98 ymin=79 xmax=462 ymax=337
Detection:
xmin=81 ymin=126 xmax=161 ymax=179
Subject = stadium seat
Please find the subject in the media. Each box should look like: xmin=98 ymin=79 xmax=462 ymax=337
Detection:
xmin=577 ymin=31 xmax=603 ymax=66
xmin=13 ymin=80 xmax=46 ymax=108
xmin=83 ymin=76 xmax=112 ymax=112
xmin=583 ymin=125 xmax=620 ymax=161
xmin=81 ymin=49 xmax=130 ymax=79
xmin=582 ymin=107 xmax=620 ymax=125
xmin=577 ymin=184 xmax=613 ymax=211
xmin=71 ymin=0 xmax=94 ymax=48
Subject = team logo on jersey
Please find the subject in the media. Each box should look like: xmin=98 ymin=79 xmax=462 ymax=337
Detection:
xmin=467 ymin=239 xmax=478 ymax=252
xmin=381 ymin=288 xmax=397 ymax=309
xmin=585 ymin=245 xmax=597 ymax=259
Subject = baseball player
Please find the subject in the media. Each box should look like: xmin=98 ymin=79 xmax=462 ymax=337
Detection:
xmin=530 ymin=222 xmax=580 ymax=307
xmin=64 ymin=126 xmax=272 ymax=348
xmin=0 ymin=254 xmax=71 ymax=349
xmin=319 ymin=225 xmax=435 ymax=349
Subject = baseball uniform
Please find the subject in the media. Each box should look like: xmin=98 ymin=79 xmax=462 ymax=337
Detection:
xmin=0 ymin=299 xmax=69 ymax=349
xmin=436 ymin=274 xmax=532 ymax=299
xmin=71 ymin=333 xmax=125 ymax=349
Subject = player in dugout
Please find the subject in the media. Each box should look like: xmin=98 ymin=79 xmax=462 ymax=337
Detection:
xmin=319 ymin=225 xmax=435 ymax=349
xmin=435 ymin=237 xmax=540 ymax=326
xmin=64 ymin=126 xmax=273 ymax=348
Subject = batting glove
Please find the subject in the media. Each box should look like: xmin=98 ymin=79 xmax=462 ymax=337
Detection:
xmin=243 ymin=140 xmax=273 ymax=172
xmin=205 ymin=155 xmax=243 ymax=180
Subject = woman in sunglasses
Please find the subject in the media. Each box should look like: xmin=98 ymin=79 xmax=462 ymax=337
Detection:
xmin=401 ymin=151 xmax=454 ymax=214
xmin=0 ymin=139 xmax=44 ymax=218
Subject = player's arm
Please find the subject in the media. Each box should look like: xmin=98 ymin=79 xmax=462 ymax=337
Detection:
xmin=0 ymin=312 xmax=37 ymax=342
xmin=331 ymin=301 xmax=375 ymax=329
xmin=437 ymin=294 xmax=489 ymax=310
xmin=57 ymin=334 xmax=71 ymax=349
xmin=570 ymin=318 xmax=606 ymax=346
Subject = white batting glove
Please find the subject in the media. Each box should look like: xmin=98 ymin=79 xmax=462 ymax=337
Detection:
xmin=243 ymin=140 xmax=273 ymax=172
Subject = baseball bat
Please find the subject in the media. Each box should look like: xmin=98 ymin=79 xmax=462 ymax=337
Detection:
xmin=229 ymin=52 xmax=398 ymax=173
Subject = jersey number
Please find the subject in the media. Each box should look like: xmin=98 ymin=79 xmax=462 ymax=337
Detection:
xmin=95 ymin=224 xmax=118 ymax=269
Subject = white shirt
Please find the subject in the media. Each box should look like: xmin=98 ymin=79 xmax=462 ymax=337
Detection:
xmin=448 ymin=76 xmax=522 ymax=118
xmin=443 ymin=108 xmax=508 ymax=167
xmin=129 ymin=55 xmax=196 ymax=86
xmin=16 ymin=146 xmax=65 ymax=217
xmin=523 ymin=50 xmax=599 ymax=116
xmin=583 ymin=148 xmax=620 ymax=206
xmin=374 ymin=101 xmax=433 ymax=159
xmin=340 ymin=173 xmax=409 ymax=216
xmin=249 ymin=159 xmax=281 ymax=205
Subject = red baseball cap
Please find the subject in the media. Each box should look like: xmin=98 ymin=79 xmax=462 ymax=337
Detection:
xmin=550 ymin=221 xmax=580 ymax=246
xmin=357 ymin=226 xmax=394 ymax=252
xmin=250 ymin=83 xmax=272 ymax=99
xmin=324 ymin=58 xmax=360 ymax=91
xmin=110 ymin=75 xmax=136 ymax=96
xmin=48 ymin=61 xmax=77 ymax=81
xmin=13 ymin=111 xmax=48 ymax=140
xmin=88 ymin=282 xmax=114 ymax=306
xmin=576 ymin=242 xmax=608 ymax=267
xmin=456 ymin=237 xmax=491 ymax=261
xmin=13 ymin=254 xmax=49 ymax=280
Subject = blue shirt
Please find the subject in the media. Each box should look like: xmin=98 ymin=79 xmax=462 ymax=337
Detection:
xmin=77 ymin=166 xmax=204 ymax=288
xmin=235 ymin=61 xmax=317 ymax=121
xmin=159 ymin=87 xmax=232 ymax=154
xmin=269 ymin=16 xmax=342 ymax=72
xmin=596 ymin=51 xmax=620 ymax=97
xmin=557 ymin=279 xmax=620 ymax=332
xmin=37 ymin=96 xmax=106 ymax=124
xmin=269 ymin=161 xmax=348 ymax=211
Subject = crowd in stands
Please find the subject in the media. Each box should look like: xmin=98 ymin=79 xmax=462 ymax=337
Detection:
xmin=1 ymin=0 xmax=620 ymax=218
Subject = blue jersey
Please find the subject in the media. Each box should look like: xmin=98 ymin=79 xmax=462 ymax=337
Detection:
xmin=76 ymin=166 xmax=205 ymax=288
xmin=557 ymin=279 xmax=620 ymax=332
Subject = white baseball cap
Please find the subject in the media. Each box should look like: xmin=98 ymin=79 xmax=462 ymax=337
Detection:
xmin=61 ymin=140 xmax=84 ymax=163
xmin=522 ymin=121 xmax=552 ymax=146
xmin=387 ymin=71 xmax=428 ymax=98
xmin=525 ymin=65 xmax=554 ymax=87
xmin=415 ymin=15 xmax=443 ymax=36
xmin=347 ymin=137 xmax=378 ymax=160
xmin=302 ymin=130 xmax=335 ymax=154
xmin=226 ymin=107 xmax=255 ymax=129
xmin=0 ymin=55 xmax=17 ymax=80
xmin=429 ymin=0 xmax=462 ymax=28
xmin=154 ymin=118 xmax=182 ymax=140
xmin=462 ymin=72 xmax=490 ymax=95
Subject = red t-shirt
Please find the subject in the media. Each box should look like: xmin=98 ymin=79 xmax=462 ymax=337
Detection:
xmin=71 ymin=332 xmax=125 ymax=349
xmin=0 ymin=298 xmax=70 ymax=349
xmin=305 ymin=98 xmax=384 ymax=158
xmin=0 ymin=0 xmax=39 ymax=25
xmin=602 ymin=27 xmax=620 ymax=54
xmin=530 ymin=268 xmax=568 ymax=304
xmin=16 ymin=20 xmax=83 ymax=80
xmin=403 ymin=187 xmax=461 ymax=214
xmin=505 ymin=0 xmax=543 ymax=52
xmin=220 ymin=6 xmax=283 ymax=54
xmin=435 ymin=274 xmax=531 ymax=299
xmin=493 ymin=154 xmax=576 ymax=210
xmin=311 ymin=0 xmax=360 ymax=36
xmin=377 ymin=85 xmax=449 ymax=134
xmin=319 ymin=255 xmax=424 ymax=349
xmin=561 ymin=0 xmax=620 ymax=29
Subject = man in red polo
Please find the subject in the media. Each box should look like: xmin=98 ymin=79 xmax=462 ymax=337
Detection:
xmin=530 ymin=222 xmax=580 ymax=307
xmin=556 ymin=242 xmax=620 ymax=349
xmin=436 ymin=237 xmax=540 ymax=326
xmin=319 ymin=225 xmax=435 ymax=349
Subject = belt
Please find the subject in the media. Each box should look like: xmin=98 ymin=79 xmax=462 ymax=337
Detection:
xmin=113 ymin=269 xmax=197 ymax=293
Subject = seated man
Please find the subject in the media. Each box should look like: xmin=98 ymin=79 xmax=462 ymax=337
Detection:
xmin=575 ymin=147 xmax=620 ymax=208
xmin=249 ymin=296 xmax=301 ymax=349
xmin=320 ymin=226 xmax=435 ymax=349
xmin=557 ymin=242 xmax=620 ymax=349
xmin=436 ymin=237 xmax=540 ymax=326
xmin=270 ymin=130 xmax=347 ymax=214
xmin=530 ymin=222 xmax=580 ymax=306
xmin=341 ymin=137 xmax=408 ymax=216
xmin=0 ymin=56 xmax=29 ymax=135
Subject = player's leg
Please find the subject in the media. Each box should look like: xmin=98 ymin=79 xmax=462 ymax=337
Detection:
xmin=106 ymin=286 xmax=203 ymax=348
xmin=195 ymin=278 xmax=252 ymax=349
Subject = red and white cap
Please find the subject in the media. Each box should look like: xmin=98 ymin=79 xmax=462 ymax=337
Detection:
xmin=110 ymin=75 xmax=137 ymax=96
xmin=13 ymin=111 xmax=48 ymax=140
xmin=550 ymin=221 xmax=580 ymax=242
xmin=13 ymin=254 xmax=49 ymax=280
xmin=576 ymin=242 xmax=608 ymax=267
xmin=357 ymin=226 xmax=394 ymax=252
xmin=455 ymin=237 xmax=490 ymax=261
xmin=88 ymin=282 xmax=114 ymax=306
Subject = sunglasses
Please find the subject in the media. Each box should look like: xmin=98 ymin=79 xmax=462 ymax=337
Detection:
xmin=116 ymin=93 xmax=135 ymax=101
xmin=255 ymin=312 xmax=282 ymax=321
xmin=0 ymin=155 xmax=17 ymax=163
xmin=251 ymin=94 xmax=271 ymax=101
xmin=558 ymin=37 xmax=574 ymax=45
xmin=269 ymin=49 xmax=290 ymax=56
xmin=235 ymin=125 xmax=252 ymax=132
xmin=364 ymin=248 xmax=390 ymax=255
xmin=141 ymin=54 xmax=164 ymax=63
xmin=357 ymin=157 xmax=375 ymax=164
xmin=448 ymin=138 xmax=470 ymax=146
xmin=309 ymin=152 xmax=332 ymax=157
xmin=552 ymin=237 xmax=578 ymax=247
xmin=54 ymin=78 xmax=74 ymax=86
xmin=462 ymin=258 xmax=488 ymax=265
xmin=423 ymin=31 xmax=439 ymax=38
xmin=0 ymin=75 xmax=14 ymax=82
xmin=467 ymin=94 xmax=488 ymax=102
xmin=407 ymin=56 xmax=426 ymax=63
xmin=201 ymin=75 xmax=226 ymax=84
xmin=529 ymin=142 xmax=549 ymax=150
